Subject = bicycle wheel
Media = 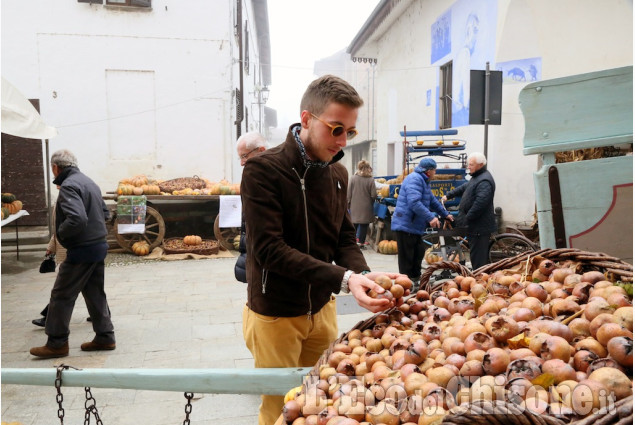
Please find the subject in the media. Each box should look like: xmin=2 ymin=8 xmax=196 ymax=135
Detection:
xmin=488 ymin=233 xmax=537 ymax=263
xmin=421 ymin=234 xmax=469 ymax=286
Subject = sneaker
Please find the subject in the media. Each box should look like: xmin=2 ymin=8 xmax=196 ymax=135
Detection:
xmin=32 ymin=317 xmax=46 ymax=327
xmin=30 ymin=342 xmax=69 ymax=358
xmin=80 ymin=340 xmax=116 ymax=351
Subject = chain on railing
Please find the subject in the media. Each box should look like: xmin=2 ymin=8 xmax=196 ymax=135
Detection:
xmin=183 ymin=392 xmax=194 ymax=425
xmin=53 ymin=365 xmax=195 ymax=424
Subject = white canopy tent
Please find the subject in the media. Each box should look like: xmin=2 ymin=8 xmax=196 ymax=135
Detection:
xmin=1 ymin=77 xmax=59 ymax=236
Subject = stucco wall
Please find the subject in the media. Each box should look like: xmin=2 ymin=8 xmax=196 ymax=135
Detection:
xmin=2 ymin=0 xmax=265 ymax=196
xmin=352 ymin=0 xmax=632 ymax=225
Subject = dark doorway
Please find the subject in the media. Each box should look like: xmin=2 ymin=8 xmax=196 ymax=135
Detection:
xmin=1 ymin=99 xmax=48 ymax=226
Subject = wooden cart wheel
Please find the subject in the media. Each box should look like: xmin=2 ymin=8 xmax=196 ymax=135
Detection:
xmin=214 ymin=214 xmax=240 ymax=251
xmin=114 ymin=206 xmax=166 ymax=252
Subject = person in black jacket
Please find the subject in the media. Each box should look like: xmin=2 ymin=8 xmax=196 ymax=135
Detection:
xmin=30 ymin=149 xmax=115 ymax=358
xmin=442 ymin=152 xmax=496 ymax=270
xmin=234 ymin=132 xmax=268 ymax=283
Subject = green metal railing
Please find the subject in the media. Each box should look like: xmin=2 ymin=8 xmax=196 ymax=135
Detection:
xmin=2 ymin=366 xmax=312 ymax=395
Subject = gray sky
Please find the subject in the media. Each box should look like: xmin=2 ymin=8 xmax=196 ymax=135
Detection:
xmin=266 ymin=0 xmax=381 ymax=130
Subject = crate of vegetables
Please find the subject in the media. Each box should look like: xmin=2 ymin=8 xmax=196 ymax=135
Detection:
xmin=276 ymin=248 xmax=633 ymax=425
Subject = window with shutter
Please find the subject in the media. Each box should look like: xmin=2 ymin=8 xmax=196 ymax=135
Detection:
xmin=102 ymin=0 xmax=151 ymax=6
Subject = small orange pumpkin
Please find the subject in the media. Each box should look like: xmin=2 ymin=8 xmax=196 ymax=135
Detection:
xmin=183 ymin=235 xmax=202 ymax=245
xmin=131 ymin=241 xmax=150 ymax=256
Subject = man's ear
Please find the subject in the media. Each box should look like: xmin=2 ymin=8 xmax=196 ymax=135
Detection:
xmin=300 ymin=110 xmax=311 ymax=129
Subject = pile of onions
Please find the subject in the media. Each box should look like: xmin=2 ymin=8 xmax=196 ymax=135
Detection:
xmin=279 ymin=261 xmax=632 ymax=425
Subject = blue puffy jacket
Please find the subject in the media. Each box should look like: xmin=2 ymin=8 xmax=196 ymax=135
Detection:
xmin=391 ymin=168 xmax=449 ymax=235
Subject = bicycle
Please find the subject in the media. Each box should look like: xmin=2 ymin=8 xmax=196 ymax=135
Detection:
xmin=421 ymin=220 xmax=539 ymax=270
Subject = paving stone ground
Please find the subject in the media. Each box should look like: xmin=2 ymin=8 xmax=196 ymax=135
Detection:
xmin=1 ymin=244 xmax=400 ymax=425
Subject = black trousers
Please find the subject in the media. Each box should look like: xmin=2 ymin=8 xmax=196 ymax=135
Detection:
xmin=469 ymin=232 xmax=491 ymax=270
xmin=45 ymin=260 xmax=115 ymax=348
xmin=354 ymin=223 xmax=369 ymax=244
xmin=395 ymin=230 xmax=425 ymax=280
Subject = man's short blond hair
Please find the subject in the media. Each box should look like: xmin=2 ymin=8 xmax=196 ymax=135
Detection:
xmin=300 ymin=75 xmax=364 ymax=115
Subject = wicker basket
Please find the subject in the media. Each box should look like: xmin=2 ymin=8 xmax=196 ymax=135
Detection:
xmin=420 ymin=248 xmax=633 ymax=293
xmin=161 ymin=237 xmax=219 ymax=255
xmin=278 ymin=248 xmax=633 ymax=425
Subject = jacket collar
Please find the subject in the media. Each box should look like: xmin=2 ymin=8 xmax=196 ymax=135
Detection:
xmin=284 ymin=123 xmax=344 ymax=170
xmin=470 ymin=166 xmax=487 ymax=178
xmin=53 ymin=166 xmax=79 ymax=186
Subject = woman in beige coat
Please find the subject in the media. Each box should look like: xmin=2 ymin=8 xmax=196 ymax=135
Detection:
xmin=347 ymin=160 xmax=377 ymax=246
xmin=32 ymin=202 xmax=68 ymax=327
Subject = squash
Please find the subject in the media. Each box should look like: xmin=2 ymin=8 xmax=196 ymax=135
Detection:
xmin=131 ymin=175 xmax=148 ymax=187
xmin=209 ymin=184 xmax=221 ymax=195
xmin=117 ymin=184 xmax=135 ymax=196
xmin=183 ymin=235 xmax=202 ymax=245
xmin=131 ymin=241 xmax=150 ymax=256
xmin=1 ymin=193 xmax=16 ymax=203
xmin=219 ymin=185 xmax=232 ymax=195
xmin=378 ymin=186 xmax=390 ymax=198
xmin=132 ymin=186 xmax=144 ymax=196
xmin=1 ymin=207 xmax=9 ymax=219
xmin=424 ymin=247 xmax=441 ymax=264
xmin=377 ymin=240 xmax=398 ymax=255
xmin=230 ymin=183 xmax=241 ymax=195
xmin=147 ymin=184 xmax=161 ymax=195
xmin=2 ymin=200 xmax=22 ymax=214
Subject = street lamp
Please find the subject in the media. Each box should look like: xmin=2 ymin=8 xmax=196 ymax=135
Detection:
xmin=254 ymin=85 xmax=270 ymax=133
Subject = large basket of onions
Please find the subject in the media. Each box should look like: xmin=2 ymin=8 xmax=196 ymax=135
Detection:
xmin=275 ymin=248 xmax=633 ymax=425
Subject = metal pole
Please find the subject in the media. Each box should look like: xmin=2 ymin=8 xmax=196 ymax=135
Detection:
xmin=483 ymin=62 xmax=490 ymax=159
xmin=45 ymin=139 xmax=52 ymax=239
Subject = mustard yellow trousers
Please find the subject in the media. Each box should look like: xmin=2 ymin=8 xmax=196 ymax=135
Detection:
xmin=242 ymin=297 xmax=338 ymax=425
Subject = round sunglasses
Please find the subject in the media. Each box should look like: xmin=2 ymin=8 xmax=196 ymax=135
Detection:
xmin=311 ymin=113 xmax=358 ymax=141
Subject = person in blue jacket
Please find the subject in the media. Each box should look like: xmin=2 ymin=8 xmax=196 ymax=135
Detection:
xmin=391 ymin=157 xmax=453 ymax=284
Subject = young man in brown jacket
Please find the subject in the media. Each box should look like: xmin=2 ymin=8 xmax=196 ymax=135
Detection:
xmin=241 ymin=75 xmax=404 ymax=424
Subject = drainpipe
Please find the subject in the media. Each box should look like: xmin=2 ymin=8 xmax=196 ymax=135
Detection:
xmin=234 ymin=0 xmax=244 ymax=137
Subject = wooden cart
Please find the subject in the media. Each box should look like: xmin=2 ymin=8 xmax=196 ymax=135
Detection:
xmin=105 ymin=194 xmax=240 ymax=253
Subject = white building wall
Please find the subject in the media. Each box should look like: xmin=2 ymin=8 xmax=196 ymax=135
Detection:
xmin=2 ymin=0 xmax=265 ymax=194
xmin=352 ymin=0 xmax=632 ymax=225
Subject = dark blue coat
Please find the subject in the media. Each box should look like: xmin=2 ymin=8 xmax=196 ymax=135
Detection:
xmin=446 ymin=167 xmax=496 ymax=235
xmin=391 ymin=169 xmax=449 ymax=235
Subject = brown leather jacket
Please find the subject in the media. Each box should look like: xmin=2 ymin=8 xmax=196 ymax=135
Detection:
xmin=241 ymin=125 xmax=369 ymax=317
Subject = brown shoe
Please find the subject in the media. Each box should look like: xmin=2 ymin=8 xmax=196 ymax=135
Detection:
xmin=80 ymin=340 xmax=116 ymax=351
xmin=30 ymin=342 xmax=69 ymax=358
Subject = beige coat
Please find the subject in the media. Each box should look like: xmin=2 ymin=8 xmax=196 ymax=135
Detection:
xmin=347 ymin=174 xmax=377 ymax=224
xmin=46 ymin=206 xmax=67 ymax=265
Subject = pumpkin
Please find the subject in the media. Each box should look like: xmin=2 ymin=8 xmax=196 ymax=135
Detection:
xmin=1 ymin=207 xmax=9 ymax=219
xmin=132 ymin=186 xmax=144 ymax=196
xmin=117 ymin=184 xmax=135 ymax=196
xmin=230 ymin=183 xmax=241 ymax=195
xmin=378 ymin=186 xmax=390 ymax=198
xmin=140 ymin=184 xmax=160 ymax=195
xmin=131 ymin=241 xmax=150 ymax=256
xmin=209 ymin=184 xmax=221 ymax=195
xmin=183 ymin=235 xmax=202 ymax=245
xmin=131 ymin=175 xmax=148 ymax=187
xmin=377 ymin=240 xmax=398 ymax=255
xmin=1 ymin=193 xmax=16 ymax=203
xmin=424 ymin=247 xmax=441 ymax=264
xmin=219 ymin=185 xmax=232 ymax=195
xmin=233 ymin=234 xmax=241 ymax=250
xmin=2 ymin=200 xmax=22 ymax=214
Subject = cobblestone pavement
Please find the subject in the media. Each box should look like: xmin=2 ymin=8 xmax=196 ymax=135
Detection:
xmin=1 ymin=247 xmax=399 ymax=425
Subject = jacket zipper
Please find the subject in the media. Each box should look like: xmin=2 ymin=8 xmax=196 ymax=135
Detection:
xmin=261 ymin=268 xmax=268 ymax=294
xmin=292 ymin=167 xmax=312 ymax=320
